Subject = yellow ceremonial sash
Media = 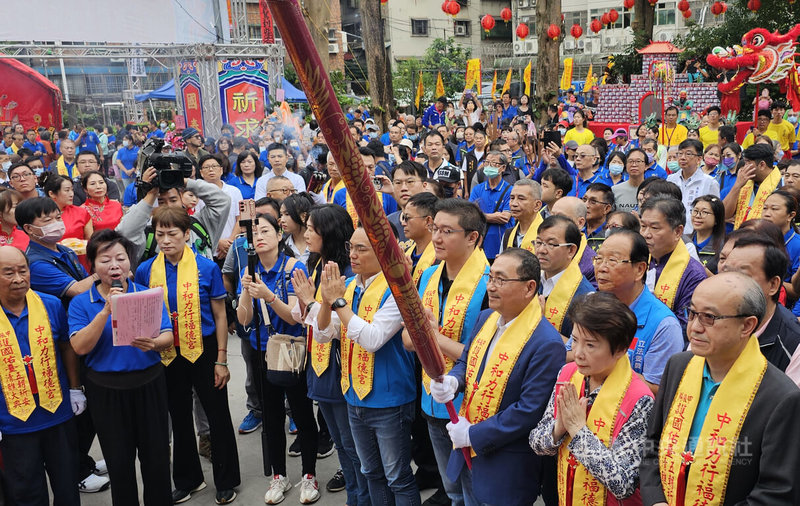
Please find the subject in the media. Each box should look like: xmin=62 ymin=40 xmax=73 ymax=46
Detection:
xmin=544 ymin=260 xmax=584 ymax=333
xmin=149 ymin=245 xmax=203 ymax=365
xmin=659 ymin=336 xmax=766 ymax=506
xmin=345 ymin=191 xmax=384 ymax=228
xmin=322 ymin=179 xmax=345 ymax=204
xmin=421 ymin=247 xmax=489 ymax=393
xmin=407 ymin=241 xmax=436 ymax=286
xmin=556 ymin=355 xmax=633 ymax=506
xmin=56 ymin=156 xmax=70 ymax=177
xmin=653 ymin=240 xmax=690 ymax=311
xmin=734 ymin=167 xmax=781 ymax=229
xmin=506 ymin=213 xmax=543 ymax=253
xmin=459 ymin=297 xmax=542 ymax=456
xmin=309 ymin=267 xmax=332 ymax=377
xmin=340 ymin=273 xmax=389 ymax=399
xmin=0 ymin=291 xmax=63 ymax=421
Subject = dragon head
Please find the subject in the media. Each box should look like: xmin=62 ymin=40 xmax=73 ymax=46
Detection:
xmin=706 ymin=24 xmax=800 ymax=94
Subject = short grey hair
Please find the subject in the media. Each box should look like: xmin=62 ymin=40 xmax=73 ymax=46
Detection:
xmin=513 ymin=178 xmax=542 ymax=200
xmin=736 ymin=274 xmax=767 ymax=326
xmin=486 ymin=150 xmax=508 ymax=167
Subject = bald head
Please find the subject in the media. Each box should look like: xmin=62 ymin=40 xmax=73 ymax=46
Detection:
xmin=551 ymin=196 xmax=587 ymax=228
xmin=707 ymin=271 xmax=766 ymax=320
xmin=0 ymin=246 xmax=29 ymax=304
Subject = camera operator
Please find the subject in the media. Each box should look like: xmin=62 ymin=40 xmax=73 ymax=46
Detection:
xmin=116 ymin=166 xmax=231 ymax=264
xmin=180 ymin=128 xmax=210 ymax=171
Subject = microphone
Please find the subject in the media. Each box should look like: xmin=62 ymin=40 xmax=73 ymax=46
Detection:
xmin=111 ymin=279 xmax=122 ymax=290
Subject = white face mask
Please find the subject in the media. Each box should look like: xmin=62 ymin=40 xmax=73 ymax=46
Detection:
xmin=122 ymin=140 xmax=130 ymax=147
xmin=160 ymin=123 xmax=167 ymax=129
xmin=1 ymin=161 xmax=10 ymax=171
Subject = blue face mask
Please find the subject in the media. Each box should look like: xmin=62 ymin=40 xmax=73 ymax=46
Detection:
xmin=407 ymin=134 xmax=418 ymax=141
xmin=608 ymin=163 xmax=624 ymax=175
xmin=667 ymin=160 xmax=679 ymax=172
xmin=721 ymin=156 xmax=735 ymax=169
xmin=483 ymin=166 xmax=500 ymax=178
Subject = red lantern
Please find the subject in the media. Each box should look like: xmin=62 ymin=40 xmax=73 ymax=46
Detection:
xmin=500 ymin=7 xmax=513 ymax=22
xmin=547 ymin=23 xmax=561 ymax=40
xmin=677 ymin=0 xmax=690 ymax=11
xmin=570 ymin=24 xmax=583 ymax=39
xmin=682 ymin=8 xmax=692 ymax=18
xmin=516 ymin=23 xmax=530 ymax=40
xmin=710 ymin=1 xmax=723 ymax=15
xmin=481 ymin=14 xmax=496 ymax=32
xmin=446 ymin=0 xmax=460 ymax=15
xmin=590 ymin=18 xmax=602 ymax=33
xmin=609 ymin=9 xmax=619 ymax=22
xmin=721 ymin=2 xmax=728 ymax=12
xmin=601 ymin=12 xmax=610 ymax=25
xmin=380 ymin=0 xmax=388 ymax=3
xmin=747 ymin=0 xmax=760 ymax=10
xmin=648 ymin=0 xmax=658 ymax=5
xmin=441 ymin=1 xmax=449 ymax=13
xmin=624 ymin=0 xmax=635 ymax=9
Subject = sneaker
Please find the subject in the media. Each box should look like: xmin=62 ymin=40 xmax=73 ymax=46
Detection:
xmin=215 ymin=489 xmax=237 ymax=504
xmin=264 ymin=475 xmax=292 ymax=504
xmin=288 ymin=418 xmax=297 ymax=435
xmin=316 ymin=436 xmax=334 ymax=458
xmin=325 ymin=469 xmax=345 ymax=493
xmin=172 ymin=482 xmax=207 ymax=504
xmin=78 ymin=473 xmax=110 ymax=493
xmin=288 ymin=437 xmax=301 ymax=457
xmin=239 ymin=411 xmax=262 ymax=434
xmin=93 ymin=459 xmax=108 ymax=475
xmin=198 ymin=434 xmax=212 ymax=461
xmin=299 ymin=474 xmax=320 ymax=504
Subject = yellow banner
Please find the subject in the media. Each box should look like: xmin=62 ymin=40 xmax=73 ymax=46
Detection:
xmin=490 ymin=70 xmax=498 ymax=100
xmin=501 ymin=68 xmax=512 ymax=96
xmin=435 ymin=71 xmax=445 ymax=98
xmin=523 ymin=61 xmax=532 ymax=96
xmin=465 ymin=58 xmax=481 ymax=92
xmin=560 ymin=58 xmax=574 ymax=91
xmin=415 ymin=71 xmax=424 ymax=109
xmin=583 ymin=64 xmax=594 ymax=93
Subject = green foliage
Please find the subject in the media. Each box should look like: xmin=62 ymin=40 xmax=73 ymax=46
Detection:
xmin=393 ymin=38 xmax=473 ymax=108
xmin=610 ymin=40 xmax=643 ymax=84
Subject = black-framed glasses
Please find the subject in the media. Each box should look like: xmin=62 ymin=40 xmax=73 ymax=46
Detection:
xmin=484 ymin=274 xmax=532 ymax=287
xmin=582 ymin=197 xmax=612 ymax=207
xmin=10 ymin=172 xmax=34 ymax=181
xmin=592 ymin=256 xmax=633 ymax=267
xmin=691 ymin=209 xmax=713 ymax=218
xmin=400 ymin=213 xmax=428 ymax=223
xmin=533 ymin=240 xmax=574 ymax=250
xmin=345 ymin=242 xmax=372 ymax=255
xmin=677 ymin=151 xmax=699 ymax=158
xmin=200 ymin=164 xmax=222 ymax=171
xmin=684 ymin=308 xmax=751 ymax=327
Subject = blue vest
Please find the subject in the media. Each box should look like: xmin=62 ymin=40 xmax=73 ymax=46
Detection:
xmin=628 ymin=287 xmax=675 ymax=373
xmin=342 ymin=277 xmax=417 ymax=409
xmin=417 ymin=263 xmax=489 ymax=419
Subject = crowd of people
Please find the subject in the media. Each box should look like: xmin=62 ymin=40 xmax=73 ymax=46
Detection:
xmin=1 ymin=88 xmax=800 ymax=506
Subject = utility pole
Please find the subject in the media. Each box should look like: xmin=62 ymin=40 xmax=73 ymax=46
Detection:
xmin=302 ymin=0 xmax=331 ymax=74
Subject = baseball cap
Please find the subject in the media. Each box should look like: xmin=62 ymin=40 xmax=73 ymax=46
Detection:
xmin=398 ymin=138 xmax=414 ymax=150
xmin=613 ymin=128 xmax=628 ymax=138
xmin=182 ymin=127 xmax=200 ymax=140
xmin=564 ymin=140 xmax=579 ymax=151
xmin=558 ymin=120 xmax=569 ymax=129
xmin=365 ymin=124 xmax=379 ymax=132
xmin=434 ymin=166 xmax=460 ymax=184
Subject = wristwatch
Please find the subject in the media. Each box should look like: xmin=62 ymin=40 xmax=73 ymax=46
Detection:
xmin=330 ymin=298 xmax=348 ymax=311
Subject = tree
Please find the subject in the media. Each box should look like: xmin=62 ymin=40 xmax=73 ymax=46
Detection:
xmin=534 ymin=0 xmax=563 ymax=125
xmin=301 ymin=0 xmax=330 ymax=74
xmin=360 ymin=1 xmax=395 ymax=130
xmin=631 ymin=1 xmax=656 ymax=49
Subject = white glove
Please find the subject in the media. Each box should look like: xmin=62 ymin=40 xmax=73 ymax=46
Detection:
xmin=446 ymin=416 xmax=472 ymax=449
xmin=70 ymin=388 xmax=87 ymax=416
xmin=431 ymin=375 xmax=458 ymax=404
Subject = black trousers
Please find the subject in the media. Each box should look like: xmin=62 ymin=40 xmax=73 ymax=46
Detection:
xmin=0 ymin=418 xmax=79 ymax=506
xmin=166 ymin=336 xmax=240 ymax=491
xmin=246 ymin=342 xmax=318 ymax=477
xmin=86 ymin=366 xmax=172 ymax=506
xmin=77 ymin=357 xmax=97 ymax=481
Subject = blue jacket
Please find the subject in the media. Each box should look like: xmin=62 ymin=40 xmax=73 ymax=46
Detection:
xmin=447 ymin=309 xmax=565 ymax=506
xmin=422 ymin=104 xmax=446 ymax=128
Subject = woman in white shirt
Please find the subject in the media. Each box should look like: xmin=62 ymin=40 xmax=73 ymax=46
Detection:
xmin=279 ymin=192 xmax=314 ymax=264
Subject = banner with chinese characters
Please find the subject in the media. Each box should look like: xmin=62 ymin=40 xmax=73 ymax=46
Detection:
xmin=179 ymin=60 xmax=205 ymax=134
xmin=218 ymin=59 xmax=270 ymax=138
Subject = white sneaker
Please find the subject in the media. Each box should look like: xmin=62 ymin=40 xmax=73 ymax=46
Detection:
xmin=78 ymin=473 xmax=110 ymax=493
xmin=264 ymin=475 xmax=292 ymax=504
xmin=94 ymin=459 xmax=108 ymax=475
xmin=299 ymin=474 xmax=320 ymax=504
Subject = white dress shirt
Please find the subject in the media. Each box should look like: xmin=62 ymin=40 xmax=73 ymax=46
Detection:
xmin=254 ymin=168 xmax=307 ymax=200
xmin=666 ymin=168 xmax=720 ymax=234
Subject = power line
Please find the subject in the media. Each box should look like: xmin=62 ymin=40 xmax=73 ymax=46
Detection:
xmin=173 ymin=0 xmax=221 ymax=41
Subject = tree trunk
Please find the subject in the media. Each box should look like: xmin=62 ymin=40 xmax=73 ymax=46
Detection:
xmin=302 ymin=0 xmax=330 ymax=74
xmin=534 ymin=0 xmax=562 ymax=127
xmin=360 ymin=1 xmax=395 ymax=131
xmin=632 ymin=0 xmax=656 ymax=47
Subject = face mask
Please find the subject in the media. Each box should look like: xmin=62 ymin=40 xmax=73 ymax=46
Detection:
xmin=160 ymin=123 xmax=167 ymax=129
xmin=721 ymin=156 xmax=735 ymax=169
xmin=788 ymin=116 xmax=798 ymax=124
xmin=274 ymin=136 xmax=282 ymax=143
xmin=667 ymin=160 xmax=679 ymax=172
xmin=1 ymin=161 xmax=10 ymax=171
xmin=259 ymin=145 xmax=267 ymax=153
xmin=407 ymin=134 xmax=418 ymax=141
xmin=646 ymin=152 xmax=655 ymax=163
xmin=32 ymin=221 xmax=65 ymax=244
xmin=122 ymin=140 xmax=130 ymax=147
xmin=33 ymin=168 xmax=44 ymax=177
xmin=608 ymin=163 xmax=624 ymax=175
xmin=368 ymin=132 xmax=378 ymax=139
xmin=704 ymin=157 xmax=718 ymax=168
xmin=483 ymin=166 xmax=500 ymax=178
xmin=456 ymin=133 xmax=464 ymax=141
xmin=442 ymin=186 xmax=456 ymax=198
xmin=776 ymin=149 xmax=784 ymax=160
xmin=558 ymin=128 xmax=567 ymax=136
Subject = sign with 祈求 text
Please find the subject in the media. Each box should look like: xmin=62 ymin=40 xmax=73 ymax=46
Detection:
xmin=218 ymin=59 xmax=270 ymax=138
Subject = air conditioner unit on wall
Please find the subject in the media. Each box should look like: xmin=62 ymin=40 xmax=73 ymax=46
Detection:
xmin=525 ymin=40 xmax=535 ymax=52
xmin=584 ymin=41 xmax=593 ymax=53
xmin=455 ymin=25 xmax=467 ymax=36
xmin=328 ymin=43 xmax=339 ymax=54
xmin=514 ymin=41 xmax=524 ymax=53
xmin=565 ymin=40 xmax=575 ymax=50
xmin=577 ymin=39 xmax=585 ymax=49
xmin=657 ymin=31 xmax=670 ymax=41
xmin=604 ymin=37 xmax=616 ymax=47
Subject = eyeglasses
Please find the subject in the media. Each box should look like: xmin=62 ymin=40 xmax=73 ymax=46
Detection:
xmin=592 ymin=256 xmax=633 ymax=267
xmin=344 ymin=242 xmax=372 ymax=255
xmin=200 ymin=164 xmax=222 ymax=171
xmin=268 ymin=188 xmax=295 ymax=195
xmin=582 ymin=197 xmax=611 ymax=207
xmin=393 ymin=178 xmax=420 ymax=187
xmin=677 ymin=151 xmax=699 ymax=158
xmin=685 ymin=308 xmax=750 ymax=327
xmin=400 ymin=213 xmax=427 ymax=223
xmin=10 ymin=172 xmax=34 ymax=181
xmin=628 ymin=159 xmax=646 ymax=166
xmin=428 ymin=225 xmax=467 ymax=236
xmin=691 ymin=208 xmax=713 ymax=218
xmin=575 ymin=153 xmax=596 ymax=159
xmin=484 ymin=274 xmax=531 ymax=287
xmin=533 ymin=240 xmax=574 ymax=250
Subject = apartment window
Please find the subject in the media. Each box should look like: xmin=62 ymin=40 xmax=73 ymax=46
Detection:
xmin=517 ymin=0 xmax=534 ymax=7
xmin=328 ymin=29 xmax=337 ymax=42
xmin=411 ymin=19 xmax=429 ymax=36
xmin=347 ymin=0 xmax=360 ymax=8
xmin=590 ymin=8 xmax=623 ymax=29
xmin=520 ymin=16 xmax=536 ymax=35
xmin=563 ymin=10 xmax=588 ymax=29
xmin=454 ymin=20 xmax=471 ymax=37
xmin=656 ymin=2 xmax=676 ymax=25
xmin=622 ymin=7 xmax=633 ymax=28
xmin=247 ymin=24 xmax=261 ymax=41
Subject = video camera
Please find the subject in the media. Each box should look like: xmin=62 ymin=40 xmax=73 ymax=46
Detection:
xmin=136 ymin=137 xmax=195 ymax=194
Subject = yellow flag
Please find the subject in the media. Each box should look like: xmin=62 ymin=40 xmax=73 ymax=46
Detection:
xmin=501 ymin=68 xmax=512 ymax=96
xmin=415 ymin=71 xmax=424 ymax=109
xmin=602 ymin=56 xmax=615 ymax=85
xmin=435 ymin=71 xmax=445 ymax=98
xmin=583 ymin=64 xmax=594 ymax=93
xmin=465 ymin=58 xmax=481 ymax=91
xmin=560 ymin=57 xmax=574 ymax=91
xmin=523 ymin=61 xmax=532 ymax=96
xmin=490 ymin=71 xmax=498 ymax=100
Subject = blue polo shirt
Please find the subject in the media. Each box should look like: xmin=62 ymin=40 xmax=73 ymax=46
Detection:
xmin=22 ymin=141 xmax=46 ymax=159
xmin=116 ymin=146 xmax=139 ymax=173
xmin=469 ymin=178 xmax=512 ymax=259
xmin=501 ymin=105 xmax=518 ymax=123
xmin=567 ymin=169 xmax=613 ymax=198
xmin=27 ymin=242 xmax=88 ymax=299
xmin=123 ymin=182 xmax=138 ymax=207
xmin=784 ymin=229 xmax=800 ymax=280
xmin=687 ymin=362 xmax=720 ymax=452
xmin=333 ymin=188 xmax=398 ymax=217
xmin=68 ymin=282 xmax=171 ymax=372
xmin=237 ymin=253 xmax=308 ymax=350
xmin=645 ymin=163 xmax=668 ymax=180
xmin=78 ymin=131 xmax=101 ymax=155
xmin=230 ymin=175 xmax=257 ymax=200
xmin=135 ymin=253 xmax=227 ymax=337
xmin=0 ymin=292 xmax=73 ymax=435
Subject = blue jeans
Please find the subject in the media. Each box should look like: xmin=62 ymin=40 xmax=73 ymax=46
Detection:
xmin=427 ymin=417 xmax=478 ymax=506
xmin=347 ymin=402 xmax=420 ymax=506
xmin=318 ymin=401 xmax=370 ymax=506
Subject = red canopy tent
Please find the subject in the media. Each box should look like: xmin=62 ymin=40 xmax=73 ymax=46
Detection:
xmin=0 ymin=59 xmax=62 ymax=131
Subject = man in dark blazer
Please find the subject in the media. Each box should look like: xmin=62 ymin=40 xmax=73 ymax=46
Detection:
xmin=430 ymin=248 xmax=566 ymax=506
xmin=640 ymin=272 xmax=800 ymax=506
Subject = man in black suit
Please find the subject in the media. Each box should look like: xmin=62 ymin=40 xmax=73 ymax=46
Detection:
xmin=640 ymin=272 xmax=800 ymax=505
